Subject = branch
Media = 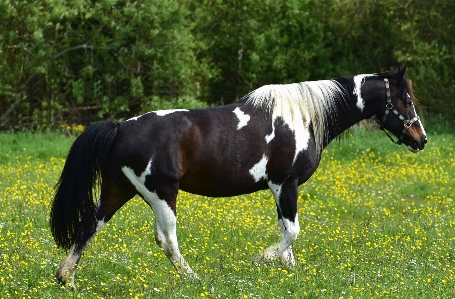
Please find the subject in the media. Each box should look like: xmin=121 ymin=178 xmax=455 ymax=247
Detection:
xmin=0 ymin=74 xmax=36 ymax=128
xmin=0 ymin=94 xmax=22 ymax=128
xmin=54 ymin=43 xmax=93 ymax=59
xmin=6 ymin=45 xmax=35 ymax=58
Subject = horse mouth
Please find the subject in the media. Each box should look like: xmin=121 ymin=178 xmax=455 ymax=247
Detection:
xmin=406 ymin=145 xmax=420 ymax=153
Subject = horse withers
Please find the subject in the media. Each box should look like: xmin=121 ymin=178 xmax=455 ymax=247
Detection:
xmin=50 ymin=65 xmax=426 ymax=288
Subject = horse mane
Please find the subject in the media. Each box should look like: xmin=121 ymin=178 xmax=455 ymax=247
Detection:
xmin=240 ymin=80 xmax=350 ymax=153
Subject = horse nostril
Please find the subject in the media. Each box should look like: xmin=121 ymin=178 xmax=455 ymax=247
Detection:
xmin=424 ymin=136 xmax=428 ymax=144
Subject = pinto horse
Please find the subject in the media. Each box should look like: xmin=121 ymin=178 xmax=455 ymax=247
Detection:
xmin=50 ymin=65 xmax=427 ymax=287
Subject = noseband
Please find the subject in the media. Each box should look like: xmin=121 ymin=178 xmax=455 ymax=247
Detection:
xmin=378 ymin=78 xmax=420 ymax=145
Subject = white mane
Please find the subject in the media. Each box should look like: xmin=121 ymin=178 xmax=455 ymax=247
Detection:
xmin=244 ymin=80 xmax=348 ymax=154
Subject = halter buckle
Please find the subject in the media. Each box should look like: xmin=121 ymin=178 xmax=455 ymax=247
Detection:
xmin=385 ymin=103 xmax=393 ymax=110
xmin=403 ymin=120 xmax=412 ymax=129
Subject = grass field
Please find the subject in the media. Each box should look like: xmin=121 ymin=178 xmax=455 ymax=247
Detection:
xmin=0 ymin=129 xmax=454 ymax=298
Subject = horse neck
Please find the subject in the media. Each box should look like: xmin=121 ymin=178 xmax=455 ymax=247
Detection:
xmin=320 ymin=78 xmax=379 ymax=150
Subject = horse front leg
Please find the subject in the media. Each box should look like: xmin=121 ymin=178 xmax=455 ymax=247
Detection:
xmin=253 ymin=179 xmax=300 ymax=267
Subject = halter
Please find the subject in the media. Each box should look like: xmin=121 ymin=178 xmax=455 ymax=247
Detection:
xmin=378 ymin=78 xmax=420 ymax=145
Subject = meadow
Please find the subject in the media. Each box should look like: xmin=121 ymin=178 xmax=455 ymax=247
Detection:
xmin=0 ymin=128 xmax=454 ymax=298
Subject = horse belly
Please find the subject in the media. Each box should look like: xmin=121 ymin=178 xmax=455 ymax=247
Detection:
xmin=178 ymin=166 xmax=268 ymax=197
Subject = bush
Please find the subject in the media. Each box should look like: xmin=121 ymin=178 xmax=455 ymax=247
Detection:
xmin=1 ymin=0 xmax=453 ymax=129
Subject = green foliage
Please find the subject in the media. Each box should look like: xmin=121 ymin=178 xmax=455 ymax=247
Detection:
xmin=0 ymin=0 xmax=454 ymax=129
xmin=0 ymin=0 xmax=212 ymax=126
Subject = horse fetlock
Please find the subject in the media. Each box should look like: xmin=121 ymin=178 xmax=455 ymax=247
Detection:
xmin=252 ymin=245 xmax=279 ymax=266
xmin=280 ymin=247 xmax=296 ymax=268
xmin=173 ymin=259 xmax=198 ymax=279
xmin=179 ymin=267 xmax=199 ymax=280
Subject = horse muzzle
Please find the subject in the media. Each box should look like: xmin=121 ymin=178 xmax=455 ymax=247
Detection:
xmin=406 ymin=135 xmax=427 ymax=153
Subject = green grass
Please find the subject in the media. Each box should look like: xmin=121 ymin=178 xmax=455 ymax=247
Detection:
xmin=0 ymin=129 xmax=454 ymax=298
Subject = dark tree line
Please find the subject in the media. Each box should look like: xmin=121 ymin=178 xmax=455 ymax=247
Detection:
xmin=1 ymin=0 xmax=454 ymax=129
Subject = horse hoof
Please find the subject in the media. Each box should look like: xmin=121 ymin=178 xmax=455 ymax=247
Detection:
xmin=55 ymin=270 xmax=76 ymax=290
xmin=252 ymin=254 xmax=266 ymax=267
xmin=188 ymin=272 xmax=199 ymax=280
xmin=180 ymin=271 xmax=199 ymax=280
xmin=280 ymin=252 xmax=296 ymax=268
xmin=280 ymin=256 xmax=296 ymax=268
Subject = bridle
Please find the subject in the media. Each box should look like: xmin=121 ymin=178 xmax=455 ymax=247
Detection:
xmin=377 ymin=78 xmax=420 ymax=145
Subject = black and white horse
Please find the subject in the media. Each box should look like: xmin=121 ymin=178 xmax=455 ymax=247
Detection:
xmin=50 ymin=65 xmax=427 ymax=287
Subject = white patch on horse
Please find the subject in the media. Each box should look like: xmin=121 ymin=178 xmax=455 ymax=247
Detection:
xmin=95 ymin=218 xmax=106 ymax=233
xmin=353 ymin=74 xmax=375 ymax=111
xmin=265 ymin=130 xmax=275 ymax=143
xmin=127 ymin=112 xmax=151 ymax=121
xmin=268 ymin=181 xmax=283 ymax=202
xmin=154 ymin=109 xmax=189 ymax=116
xmin=233 ymin=107 xmax=250 ymax=130
xmin=249 ymin=154 xmax=268 ymax=182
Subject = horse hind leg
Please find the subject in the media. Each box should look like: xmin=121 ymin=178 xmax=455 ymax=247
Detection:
xmin=152 ymin=197 xmax=197 ymax=278
xmin=253 ymin=180 xmax=300 ymax=268
xmin=55 ymin=215 xmax=106 ymax=288
xmin=56 ymin=185 xmax=134 ymax=288
xmin=121 ymin=164 xmax=196 ymax=278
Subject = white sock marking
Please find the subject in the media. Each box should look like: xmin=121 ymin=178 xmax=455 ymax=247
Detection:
xmin=280 ymin=214 xmax=300 ymax=243
xmin=233 ymin=107 xmax=250 ymax=130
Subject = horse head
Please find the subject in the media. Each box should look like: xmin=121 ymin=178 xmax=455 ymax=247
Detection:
xmin=374 ymin=65 xmax=427 ymax=152
xmin=362 ymin=65 xmax=427 ymax=152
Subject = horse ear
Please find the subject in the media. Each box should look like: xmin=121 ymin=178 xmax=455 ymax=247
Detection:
xmin=395 ymin=63 xmax=407 ymax=84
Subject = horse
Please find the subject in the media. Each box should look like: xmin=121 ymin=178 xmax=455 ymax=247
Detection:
xmin=50 ymin=65 xmax=427 ymax=288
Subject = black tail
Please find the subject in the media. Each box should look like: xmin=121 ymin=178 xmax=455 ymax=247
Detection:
xmin=50 ymin=121 xmax=119 ymax=250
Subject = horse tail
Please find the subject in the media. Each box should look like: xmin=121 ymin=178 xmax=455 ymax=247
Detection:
xmin=50 ymin=121 xmax=120 ymax=250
